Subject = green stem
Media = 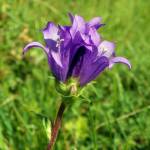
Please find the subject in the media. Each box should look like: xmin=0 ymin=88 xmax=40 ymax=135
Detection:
xmin=47 ymin=102 xmax=66 ymax=150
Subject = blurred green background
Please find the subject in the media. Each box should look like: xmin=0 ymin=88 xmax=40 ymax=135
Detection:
xmin=0 ymin=0 xmax=150 ymax=149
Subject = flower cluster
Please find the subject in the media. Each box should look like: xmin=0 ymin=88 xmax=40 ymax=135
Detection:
xmin=23 ymin=14 xmax=131 ymax=86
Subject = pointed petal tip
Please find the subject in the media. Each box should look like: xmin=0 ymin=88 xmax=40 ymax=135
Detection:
xmin=109 ymin=56 xmax=131 ymax=69
xmin=128 ymin=63 xmax=132 ymax=69
xmin=100 ymin=23 xmax=106 ymax=27
xmin=88 ymin=17 xmax=104 ymax=29
xmin=68 ymin=12 xmax=74 ymax=22
xmin=42 ymin=21 xmax=53 ymax=31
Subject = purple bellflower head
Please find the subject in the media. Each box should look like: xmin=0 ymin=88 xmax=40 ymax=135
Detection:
xmin=23 ymin=13 xmax=131 ymax=87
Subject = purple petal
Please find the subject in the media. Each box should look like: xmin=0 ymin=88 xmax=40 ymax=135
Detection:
xmin=79 ymin=49 xmax=109 ymax=86
xmin=70 ymin=15 xmax=86 ymax=38
xmin=109 ymin=57 xmax=131 ymax=69
xmin=23 ymin=42 xmax=48 ymax=55
xmin=89 ymin=27 xmax=101 ymax=46
xmin=42 ymin=23 xmax=68 ymax=68
xmin=68 ymin=46 xmax=86 ymax=77
xmin=72 ymin=31 xmax=93 ymax=52
xmin=50 ymin=25 xmax=72 ymax=80
xmin=98 ymin=41 xmax=115 ymax=58
xmin=42 ymin=22 xmax=59 ymax=41
xmin=51 ymin=51 xmax=63 ymax=67
xmin=48 ymin=55 xmax=66 ymax=81
xmin=58 ymin=25 xmax=72 ymax=48
xmin=80 ymin=33 xmax=91 ymax=45
xmin=87 ymin=17 xmax=103 ymax=29
xmin=42 ymin=22 xmax=59 ymax=52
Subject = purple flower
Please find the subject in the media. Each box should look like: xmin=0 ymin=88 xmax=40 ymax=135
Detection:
xmin=23 ymin=14 xmax=131 ymax=86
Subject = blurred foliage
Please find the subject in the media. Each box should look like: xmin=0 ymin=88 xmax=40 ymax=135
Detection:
xmin=0 ymin=0 xmax=150 ymax=149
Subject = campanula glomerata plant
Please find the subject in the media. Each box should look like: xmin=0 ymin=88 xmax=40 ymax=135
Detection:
xmin=23 ymin=13 xmax=131 ymax=150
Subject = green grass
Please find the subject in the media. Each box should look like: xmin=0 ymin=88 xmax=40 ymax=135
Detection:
xmin=0 ymin=0 xmax=150 ymax=149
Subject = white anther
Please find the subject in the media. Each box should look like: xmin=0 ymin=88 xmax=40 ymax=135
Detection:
xmin=56 ymin=38 xmax=64 ymax=47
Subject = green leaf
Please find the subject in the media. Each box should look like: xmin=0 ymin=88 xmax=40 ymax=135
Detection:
xmin=42 ymin=117 xmax=52 ymax=141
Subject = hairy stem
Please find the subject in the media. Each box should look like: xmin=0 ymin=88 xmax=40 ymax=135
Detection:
xmin=47 ymin=102 xmax=66 ymax=150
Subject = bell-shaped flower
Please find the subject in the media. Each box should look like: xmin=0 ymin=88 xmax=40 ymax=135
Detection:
xmin=23 ymin=14 xmax=131 ymax=87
